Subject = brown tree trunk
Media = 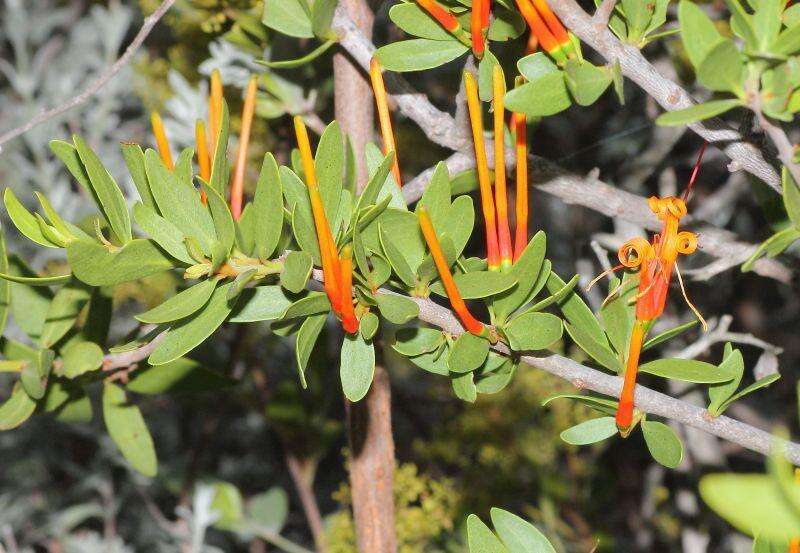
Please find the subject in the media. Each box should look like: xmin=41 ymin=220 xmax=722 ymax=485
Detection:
xmin=345 ymin=366 xmax=397 ymax=553
xmin=333 ymin=3 xmax=397 ymax=551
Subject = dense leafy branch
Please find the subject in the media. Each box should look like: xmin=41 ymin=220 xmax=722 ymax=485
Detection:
xmin=548 ymin=0 xmax=785 ymax=192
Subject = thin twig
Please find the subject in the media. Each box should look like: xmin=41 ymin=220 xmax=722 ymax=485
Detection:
xmin=592 ymin=0 xmax=618 ymax=28
xmin=0 ymin=0 xmax=177 ymax=148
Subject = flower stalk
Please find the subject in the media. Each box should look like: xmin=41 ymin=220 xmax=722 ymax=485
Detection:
xmin=369 ymin=58 xmax=402 ymax=187
xmin=294 ymin=116 xmax=359 ymax=334
xmin=229 ymin=75 xmax=258 ymax=220
xmin=464 ymin=71 xmax=501 ymax=270
xmin=418 ymin=207 xmax=486 ymax=337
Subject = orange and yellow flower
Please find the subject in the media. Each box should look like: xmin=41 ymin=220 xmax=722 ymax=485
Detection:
xmin=369 ymin=58 xmax=402 ymax=187
xmin=513 ymin=0 xmax=571 ymax=63
xmin=294 ymin=116 xmax=360 ymax=334
xmin=419 ymin=207 xmax=486 ymax=336
xmin=417 ymin=0 xmax=471 ymax=46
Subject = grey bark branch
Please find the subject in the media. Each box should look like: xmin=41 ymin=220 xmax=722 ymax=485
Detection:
xmin=0 ymin=0 xmax=177 ymax=148
xmin=547 ymin=0 xmax=782 ymax=192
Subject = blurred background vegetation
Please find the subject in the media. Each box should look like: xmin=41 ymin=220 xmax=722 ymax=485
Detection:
xmin=0 ymin=0 xmax=797 ymax=551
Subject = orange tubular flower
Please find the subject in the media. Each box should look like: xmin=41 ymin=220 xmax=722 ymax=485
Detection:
xmin=229 ymin=76 xmax=258 ymax=220
xmin=514 ymin=0 xmax=567 ymax=63
xmin=294 ymin=116 xmax=341 ymax=313
xmin=481 ymin=0 xmax=491 ymax=31
xmin=209 ymin=69 xmax=224 ymax=155
xmin=369 ymin=58 xmax=402 ymax=187
xmin=492 ymin=66 xmax=512 ymax=268
xmin=150 ymin=112 xmax=174 ymax=170
xmin=464 ymin=71 xmax=501 ymax=271
xmin=339 ymin=246 xmax=360 ymax=334
xmin=531 ymin=0 xmax=570 ymax=47
xmin=471 ymin=0 xmax=486 ymax=58
xmin=419 ymin=207 xmax=486 ymax=336
xmin=195 ymin=120 xmax=211 ymax=183
xmin=791 ymin=537 xmax=800 ymax=553
xmin=417 ymin=0 xmax=471 ymax=46
xmin=512 ymin=110 xmax=528 ymax=262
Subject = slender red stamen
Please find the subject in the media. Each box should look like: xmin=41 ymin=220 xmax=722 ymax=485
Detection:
xmin=512 ymin=111 xmax=528 ymax=262
xmin=230 ymin=76 xmax=258 ymax=220
xmin=419 ymin=207 xmax=486 ymax=336
xmin=492 ymin=66 xmax=512 ymax=268
xmin=682 ymin=141 xmax=708 ymax=202
xmin=369 ymin=58 xmax=402 ymax=187
xmin=151 ymin=112 xmax=174 ymax=170
xmin=464 ymin=71 xmax=501 ymax=270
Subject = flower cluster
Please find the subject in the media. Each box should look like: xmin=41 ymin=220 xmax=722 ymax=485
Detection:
xmin=294 ymin=116 xmax=359 ymax=334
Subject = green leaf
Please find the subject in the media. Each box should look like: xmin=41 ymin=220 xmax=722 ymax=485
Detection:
xmin=311 ymin=0 xmax=337 ymax=38
xmin=389 ymin=2 xmax=454 ymax=40
xmin=475 ymin=355 xmax=516 ymax=394
xmin=340 ymin=332 xmax=375 ymax=402
xmin=280 ymin=251 xmax=313 ymax=294
xmin=478 ymin=51 xmax=501 ymax=101
xmin=487 ymin=6 xmax=525 ymax=41
xmin=771 ymin=23 xmax=800 ymax=55
xmin=145 ymin=149 xmax=215 ymax=255
xmin=641 ymin=420 xmax=683 ymax=468
xmin=523 ymin=273 xmax=580 ymax=313
xmin=121 ymin=143 xmax=155 ymax=209
xmin=564 ymin=60 xmax=612 ymax=106
xmin=209 ymin=101 xmax=230 ymax=197
xmin=283 ymin=167 xmax=321 ymax=263
xmin=148 ymin=283 xmax=236 ymax=365
xmin=448 ymin=333 xmax=489 ymax=374
xmin=282 ymin=292 xmax=331 ymax=319
xmin=467 ymin=514 xmax=509 ymax=553
xmin=697 ymin=39 xmax=744 ymax=93
xmin=517 ymin=52 xmax=559 ymax=81
xmin=430 ymin=271 xmax=517 ymax=299
xmin=492 ymin=232 xmax=546 ymax=321
xmin=542 ymin=393 xmax=618 ymax=416
xmin=210 ymin=482 xmax=244 ymax=530
xmin=504 ymin=312 xmax=563 ymax=352
xmin=50 ymin=139 xmax=93 ymax=197
xmin=490 ymin=507 xmax=557 ymax=553
xmin=782 ymin=167 xmax=800 ymax=228
xmin=20 ymin=348 xmax=51 ymax=400
xmin=392 ymin=327 xmax=444 ymax=357
xmin=295 ymin=313 xmax=326 ymax=388
xmin=445 ymin=195 xmax=475 ymax=260
xmin=565 ymin=322 xmax=621 ymax=372
xmin=642 ymin=320 xmax=698 ymax=350
xmin=0 ymin=384 xmax=37 ymax=430
xmin=700 ymin=474 xmax=800 ymax=541
xmin=3 ymin=188 xmax=60 ymax=248
xmin=560 ymin=416 xmax=618 ymax=445
xmin=201 ymin=183 xmax=235 ymax=256
xmin=504 ymin=73 xmax=572 ymax=116
xmin=39 ymin=281 xmax=91 ymax=348
xmin=0 ymin=227 xmax=8 ymax=337
xmin=315 ymin=122 xmax=345 ymax=229
xmin=742 ymin=226 xmax=800 ymax=271
xmin=656 ymin=99 xmax=742 ymax=125
xmin=61 ymin=342 xmax=103 ymax=379
xmin=679 ymin=0 xmax=723 ymax=67
xmin=0 ymin=271 xmax=71 ymax=287
xmin=415 ymin=162 xmax=452 ymax=232
xmin=380 ymin=225 xmax=417 ymax=288
xmin=73 ymin=135 xmax=132 ymax=244
xmin=262 ymin=0 xmax=312 ymax=38
xmin=103 ymin=383 xmax=157 ymax=476
xmin=621 ymin=0 xmax=652 ymax=41
xmin=360 ymin=312 xmax=379 ymax=341
xmin=261 ymin=39 xmax=337 ymax=68
xmin=599 ymin=277 xmax=636 ymax=357
xmin=715 ymin=374 xmax=781 ymax=415
xmin=639 ymin=358 xmax=736 ymax=383
xmin=132 ymin=202 xmax=193 ymax=264
xmin=246 ymin=487 xmax=289 ymax=533
xmin=252 ymin=153 xmax=284 ymax=259
xmin=708 ymin=346 xmax=744 ymax=414
xmin=376 ymin=39 xmax=468 ymax=72
xmin=725 ymin=0 xmax=759 ymax=50
xmin=376 ymin=294 xmax=420 ymax=324
xmin=229 ymin=286 xmax=294 ymax=322
xmin=136 ymin=279 xmax=217 ymax=324
xmin=128 ymin=358 xmax=234 ymax=394
xmin=451 ymin=371 xmax=477 ymax=402
xmin=753 ymin=0 xmax=783 ymax=48
xmin=548 ymin=272 xmax=607 ymax=345
xmin=67 ymin=239 xmax=174 ymax=286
